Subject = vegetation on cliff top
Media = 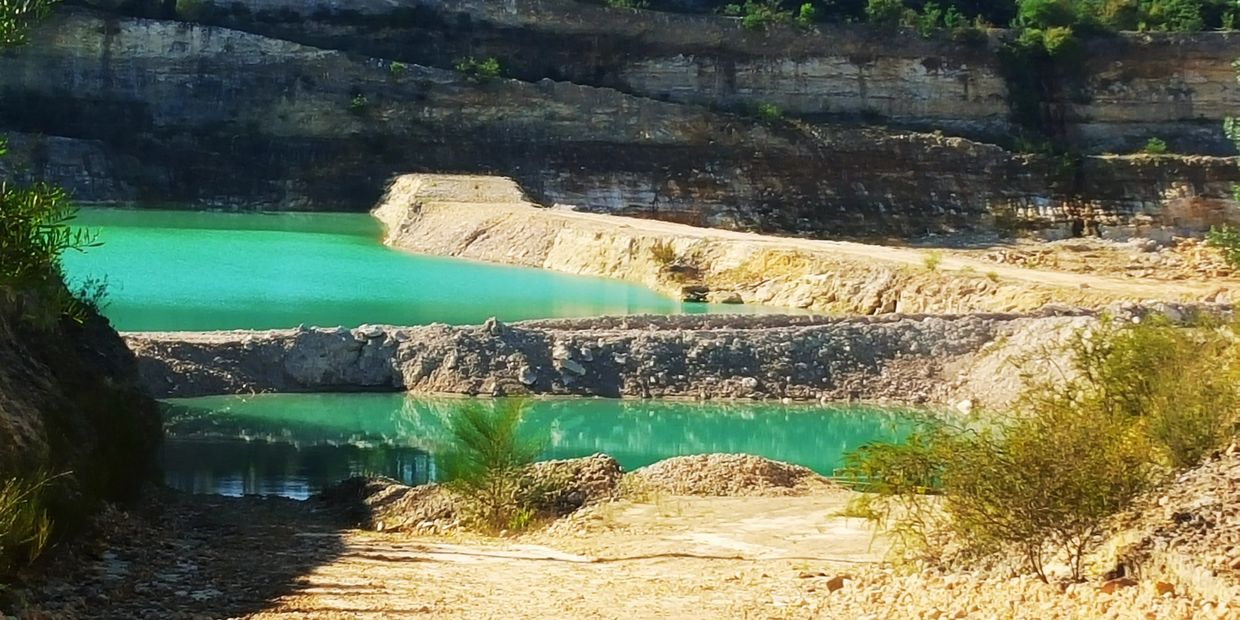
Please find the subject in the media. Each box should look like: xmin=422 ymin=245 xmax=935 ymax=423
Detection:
xmin=597 ymin=0 xmax=1237 ymax=32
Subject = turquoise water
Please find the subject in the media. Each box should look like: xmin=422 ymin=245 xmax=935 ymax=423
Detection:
xmin=63 ymin=208 xmax=771 ymax=332
xmin=162 ymin=394 xmax=913 ymax=499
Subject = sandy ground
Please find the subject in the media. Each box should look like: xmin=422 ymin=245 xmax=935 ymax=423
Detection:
xmin=250 ymin=491 xmax=877 ymax=620
xmin=12 ymin=486 xmax=1231 ymax=619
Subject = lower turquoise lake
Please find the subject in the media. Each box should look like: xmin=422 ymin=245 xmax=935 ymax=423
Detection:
xmin=162 ymin=395 xmax=912 ymax=499
xmin=63 ymin=208 xmax=776 ymax=332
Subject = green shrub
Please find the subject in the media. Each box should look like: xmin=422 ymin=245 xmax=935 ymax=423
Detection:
xmin=754 ymin=101 xmax=783 ymax=122
xmin=795 ymin=2 xmax=817 ymax=27
xmin=844 ymin=316 xmax=1240 ymax=581
xmin=922 ymin=250 xmax=943 ymax=271
xmin=436 ymin=401 xmax=545 ymax=533
xmin=0 ymin=0 xmax=57 ymax=49
xmin=454 ymin=56 xmax=503 ymax=80
xmin=387 ymin=61 xmax=408 ymax=78
xmin=1143 ymin=136 xmax=1169 ymax=155
xmin=723 ymin=0 xmax=792 ymax=30
xmin=864 ymin=0 xmax=907 ymax=25
xmin=349 ymin=93 xmax=369 ymax=114
xmin=1206 ymin=225 xmax=1240 ymax=269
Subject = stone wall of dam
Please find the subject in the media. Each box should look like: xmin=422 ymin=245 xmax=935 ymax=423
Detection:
xmin=0 ymin=7 xmax=1236 ymax=236
xmin=125 ymin=310 xmax=1106 ymax=410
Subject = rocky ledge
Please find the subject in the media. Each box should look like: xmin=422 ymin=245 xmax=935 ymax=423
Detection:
xmin=124 ymin=308 xmax=1123 ymax=408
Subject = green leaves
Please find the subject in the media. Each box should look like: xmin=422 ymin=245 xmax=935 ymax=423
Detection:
xmin=436 ymin=400 xmax=546 ymax=532
xmin=843 ymin=317 xmax=1240 ymax=581
xmin=0 ymin=181 xmax=97 ymax=288
xmin=0 ymin=0 xmax=59 ymax=50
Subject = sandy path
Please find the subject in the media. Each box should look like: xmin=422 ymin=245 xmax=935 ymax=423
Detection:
xmin=250 ymin=493 xmax=877 ymax=619
xmin=533 ymin=207 xmax=1214 ymax=298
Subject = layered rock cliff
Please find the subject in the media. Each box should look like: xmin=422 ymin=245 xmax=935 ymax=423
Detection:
xmin=0 ymin=5 xmax=1236 ymax=236
xmin=72 ymin=0 xmax=1240 ymax=154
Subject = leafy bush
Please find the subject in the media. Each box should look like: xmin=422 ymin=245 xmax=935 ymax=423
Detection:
xmin=754 ymin=101 xmax=783 ymax=122
xmin=0 ymin=147 xmax=101 ymax=324
xmin=436 ymin=401 xmax=545 ymax=533
xmin=922 ymin=250 xmax=943 ymax=271
xmin=795 ymin=2 xmax=817 ymax=27
xmin=844 ymin=316 xmax=1240 ymax=581
xmin=723 ymin=0 xmax=792 ymax=30
xmin=454 ymin=56 xmax=503 ymax=80
xmin=1207 ymin=225 xmax=1240 ymax=269
xmin=1064 ymin=316 xmax=1240 ymax=468
xmin=865 ymin=0 xmax=910 ymax=25
xmin=1143 ymin=136 xmax=1169 ymax=154
xmin=0 ymin=0 xmax=57 ymax=48
xmin=349 ymin=93 xmax=369 ymax=114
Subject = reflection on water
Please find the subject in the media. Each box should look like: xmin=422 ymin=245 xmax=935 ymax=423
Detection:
xmin=161 ymin=440 xmax=436 ymax=500
xmin=162 ymin=394 xmax=914 ymax=499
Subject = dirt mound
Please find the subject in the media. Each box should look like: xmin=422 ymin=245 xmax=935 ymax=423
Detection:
xmin=320 ymin=455 xmax=624 ymax=533
xmin=629 ymin=454 xmax=833 ymax=497
xmin=1106 ymin=447 xmax=1240 ymax=606
xmin=525 ymin=453 xmax=623 ymax=516
xmin=320 ymin=476 xmax=461 ymax=533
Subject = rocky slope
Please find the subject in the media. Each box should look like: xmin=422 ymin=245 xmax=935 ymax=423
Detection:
xmin=1103 ymin=447 xmax=1240 ymax=607
xmin=0 ymin=7 xmax=1235 ymax=236
xmin=0 ymin=297 xmax=161 ymax=518
xmin=123 ymin=309 xmax=1106 ymax=409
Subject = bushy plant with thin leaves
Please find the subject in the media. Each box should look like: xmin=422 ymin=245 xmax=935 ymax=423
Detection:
xmin=0 ymin=472 xmax=64 ymax=577
xmin=843 ymin=315 xmax=1240 ymax=582
xmin=436 ymin=400 xmax=545 ymax=533
xmin=1207 ymin=225 xmax=1240 ymax=270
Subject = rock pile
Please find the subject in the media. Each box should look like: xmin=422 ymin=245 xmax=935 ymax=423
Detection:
xmin=319 ymin=455 xmax=624 ymax=533
xmin=1107 ymin=447 xmax=1240 ymax=607
xmin=525 ymin=454 xmax=623 ymax=516
xmin=628 ymin=454 xmax=833 ymax=497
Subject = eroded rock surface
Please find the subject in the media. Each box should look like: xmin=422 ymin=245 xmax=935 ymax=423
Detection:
xmin=124 ymin=310 xmax=1107 ymax=411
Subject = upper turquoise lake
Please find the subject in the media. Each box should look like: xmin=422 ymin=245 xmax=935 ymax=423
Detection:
xmin=63 ymin=208 xmax=775 ymax=332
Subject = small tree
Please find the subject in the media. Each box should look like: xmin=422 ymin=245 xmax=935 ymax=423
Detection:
xmin=436 ymin=400 xmax=545 ymax=533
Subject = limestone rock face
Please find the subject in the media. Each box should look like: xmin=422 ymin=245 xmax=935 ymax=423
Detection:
xmin=79 ymin=0 xmax=1240 ymax=154
xmin=0 ymin=8 xmax=1236 ymax=236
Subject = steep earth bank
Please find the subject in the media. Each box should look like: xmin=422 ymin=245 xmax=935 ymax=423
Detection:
xmin=0 ymin=9 xmax=1235 ymax=236
xmin=73 ymin=0 xmax=1240 ymax=155
xmin=0 ymin=297 xmax=161 ymax=537
xmin=125 ymin=308 xmax=1118 ymax=410
xmin=375 ymin=175 xmax=1226 ymax=314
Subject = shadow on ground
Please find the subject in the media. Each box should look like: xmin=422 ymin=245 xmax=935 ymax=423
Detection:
xmin=9 ymin=489 xmax=349 ymax=619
